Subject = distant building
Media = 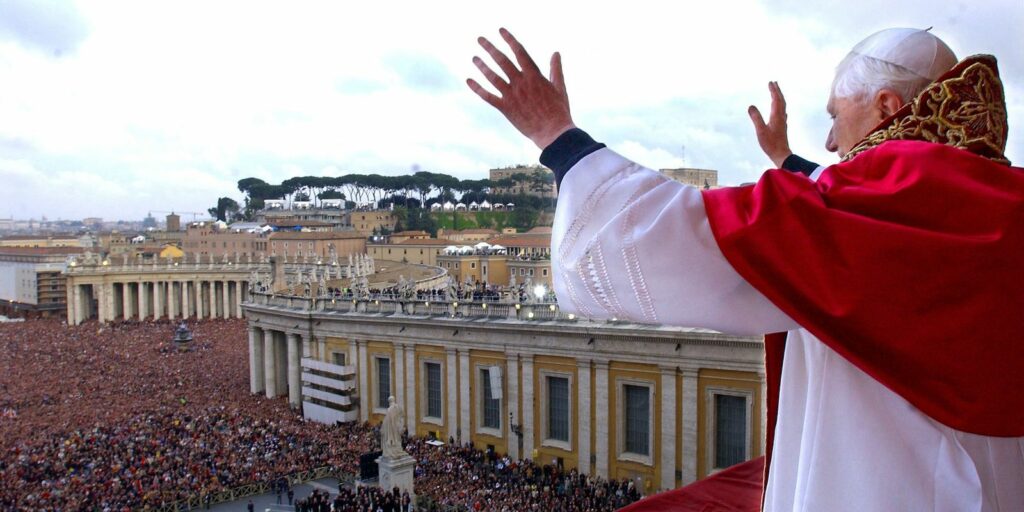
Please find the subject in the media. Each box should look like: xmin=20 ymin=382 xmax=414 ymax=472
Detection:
xmin=268 ymin=231 xmax=367 ymax=261
xmin=347 ymin=210 xmax=398 ymax=235
xmin=0 ymin=246 xmax=84 ymax=319
xmin=0 ymin=234 xmax=87 ymax=248
xmin=182 ymin=222 xmax=268 ymax=260
xmin=658 ymin=168 xmax=718 ymax=189
xmin=489 ymin=165 xmax=557 ymax=198
xmin=368 ymin=238 xmax=454 ymax=267
xmin=166 ymin=213 xmax=181 ymax=232
xmin=436 ymin=228 xmax=499 ymax=243
xmin=388 ymin=230 xmax=432 ymax=244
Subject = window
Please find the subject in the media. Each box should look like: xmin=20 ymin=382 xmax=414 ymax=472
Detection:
xmin=547 ymin=376 xmax=570 ymax=442
xmin=425 ymin=362 xmax=443 ymax=419
xmin=714 ymin=394 xmax=748 ymax=469
xmin=480 ymin=368 xmax=501 ymax=430
xmin=470 ymin=262 xmax=476 ymax=269
xmin=332 ymin=352 xmax=346 ymax=366
xmin=376 ymin=357 xmax=391 ymax=409
xmin=542 ymin=269 xmax=548 ymax=276
xmin=624 ymin=384 xmax=650 ymax=456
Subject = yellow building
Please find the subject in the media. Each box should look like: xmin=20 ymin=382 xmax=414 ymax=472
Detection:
xmin=368 ymin=238 xmax=454 ymax=267
xmin=489 ymin=165 xmax=557 ymax=199
xmin=245 ymin=294 xmax=766 ymax=496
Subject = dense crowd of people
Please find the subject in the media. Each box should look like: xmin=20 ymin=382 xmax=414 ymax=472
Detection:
xmin=0 ymin=319 xmax=638 ymax=511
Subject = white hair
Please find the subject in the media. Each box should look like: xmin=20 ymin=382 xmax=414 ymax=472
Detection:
xmin=830 ymin=54 xmax=936 ymax=103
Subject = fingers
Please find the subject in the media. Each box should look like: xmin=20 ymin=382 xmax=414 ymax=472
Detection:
xmin=769 ymin=81 xmax=787 ymax=125
xmin=477 ymin=36 xmax=520 ymax=79
xmin=549 ymin=52 xmax=565 ymax=96
xmin=499 ymin=27 xmax=541 ymax=75
xmin=466 ymin=78 xmax=500 ymax=109
xmin=748 ymin=105 xmax=767 ymax=134
xmin=472 ymin=56 xmax=509 ymax=92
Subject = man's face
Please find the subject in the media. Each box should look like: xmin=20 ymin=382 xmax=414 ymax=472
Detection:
xmin=825 ymin=94 xmax=883 ymax=157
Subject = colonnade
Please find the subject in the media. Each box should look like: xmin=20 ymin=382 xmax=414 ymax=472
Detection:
xmin=68 ymin=278 xmax=248 ymax=324
xmin=248 ymin=326 xmax=309 ymax=408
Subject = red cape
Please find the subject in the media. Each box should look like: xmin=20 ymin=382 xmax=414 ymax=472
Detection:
xmin=624 ymin=140 xmax=1023 ymax=512
xmin=705 ymin=140 xmax=1024 ymax=438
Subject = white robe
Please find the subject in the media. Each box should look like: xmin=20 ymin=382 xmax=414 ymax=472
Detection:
xmin=551 ymin=147 xmax=1024 ymax=511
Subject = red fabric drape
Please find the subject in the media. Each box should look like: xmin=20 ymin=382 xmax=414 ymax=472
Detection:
xmin=702 ymin=140 xmax=1024 ymax=437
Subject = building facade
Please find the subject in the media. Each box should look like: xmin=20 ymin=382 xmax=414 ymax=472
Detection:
xmin=0 ymin=247 xmax=84 ymax=319
xmin=659 ymin=168 xmax=719 ymax=189
xmin=244 ymin=295 xmax=766 ymax=495
xmin=182 ymin=223 xmax=269 ymax=260
xmin=489 ymin=165 xmax=557 ymax=199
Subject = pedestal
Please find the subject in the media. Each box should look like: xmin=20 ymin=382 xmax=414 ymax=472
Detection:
xmin=377 ymin=453 xmax=416 ymax=498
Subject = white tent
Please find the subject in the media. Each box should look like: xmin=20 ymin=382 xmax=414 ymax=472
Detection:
xmin=474 ymin=241 xmax=491 ymax=249
xmin=455 ymin=202 xmax=467 ymax=211
xmin=443 ymin=201 xmax=455 ymax=212
xmin=480 ymin=200 xmax=492 ymax=210
xmin=430 ymin=203 xmax=443 ymax=211
xmin=444 ymin=245 xmax=459 ymax=254
xmin=469 ymin=201 xmax=480 ymax=211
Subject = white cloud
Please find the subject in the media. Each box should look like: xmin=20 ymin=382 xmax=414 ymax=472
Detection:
xmin=0 ymin=0 xmax=1020 ymax=220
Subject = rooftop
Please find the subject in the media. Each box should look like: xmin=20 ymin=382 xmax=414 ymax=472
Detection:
xmin=270 ymin=231 xmax=365 ymax=240
xmin=0 ymin=246 xmax=86 ymax=256
xmin=486 ymin=234 xmax=552 ymax=248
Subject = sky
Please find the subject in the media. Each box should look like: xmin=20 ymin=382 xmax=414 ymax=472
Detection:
xmin=0 ymin=0 xmax=1021 ymax=221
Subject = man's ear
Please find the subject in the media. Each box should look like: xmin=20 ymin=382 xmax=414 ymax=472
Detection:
xmin=873 ymin=89 xmax=904 ymax=118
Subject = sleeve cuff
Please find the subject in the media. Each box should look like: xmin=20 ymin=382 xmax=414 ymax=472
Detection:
xmin=540 ymin=128 xmax=606 ymax=188
xmin=781 ymin=154 xmax=820 ymax=177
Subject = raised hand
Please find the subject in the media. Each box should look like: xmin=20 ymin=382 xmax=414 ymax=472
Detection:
xmin=748 ymin=81 xmax=792 ymax=168
xmin=467 ymin=28 xmax=576 ymax=149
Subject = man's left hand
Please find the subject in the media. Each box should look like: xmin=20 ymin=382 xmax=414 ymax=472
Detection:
xmin=467 ymin=28 xmax=576 ymax=149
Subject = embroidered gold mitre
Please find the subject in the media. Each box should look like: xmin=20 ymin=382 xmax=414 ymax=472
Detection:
xmin=843 ymin=55 xmax=1010 ymax=165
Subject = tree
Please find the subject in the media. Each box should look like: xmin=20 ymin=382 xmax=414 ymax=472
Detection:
xmin=208 ymin=197 xmax=241 ymax=222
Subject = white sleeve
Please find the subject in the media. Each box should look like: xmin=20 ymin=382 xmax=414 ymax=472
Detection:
xmin=551 ymin=148 xmax=799 ymax=335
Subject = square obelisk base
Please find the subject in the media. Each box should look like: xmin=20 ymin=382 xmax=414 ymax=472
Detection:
xmin=377 ymin=454 xmax=416 ymax=498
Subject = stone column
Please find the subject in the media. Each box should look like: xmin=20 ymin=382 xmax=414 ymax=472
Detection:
xmin=459 ymin=349 xmax=471 ymax=443
xmin=235 ymin=281 xmax=245 ymax=318
xmin=69 ymin=284 xmax=79 ymax=325
xmin=318 ymin=336 xmax=326 ymax=361
xmin=137 ymin=281 xmax=146 ymax=321
xmin=181 ymin=281 xmax=190 ymax=319
xmin=121 ymin=283 xmax=131 ymax=320
xmin=222 ymin=281 xmax=231 ymax=319
xmin=274 ymin=334 xmax=287 ymax=395
xmin=405 ymin=344 xmax=416 ymax=434
xmin=395 ymin=343 xmax=406 ymax=413
xmin=577 ymin=358 xmax=592 ymax=475
xmin=264 ymin=330 xmax=278 ymax=398
xmin=446 ymin=348 xmax=458 ymax=441
xmin=594 ymin=359 xmax=610 ymax=478
xmin=208 ymin=280 xmax=217 ymax=318
xmin=759 ymin=372 xmax=767 ymax=456
xmin=660 ymin=365 xmax=678 ymax=491
xmin=153 ymin=282 xmax=162 ymax=320
xmin=249 ymin=327 xmax=265 ymax=394
xmin=302 ymin=334 xmax=312 ymax=358
xmin=681 ymin=369 xmax=699 ymax=485
xmin=194 ymin=280 xmax=203 ymax=319
xmin=521 ymin=354 xmax=535 ymax=460
xmin=358 ymin=340 xmax=369 ymax=422
xmin=166 ymin=281 xmax=175 ymax=320
xmin=287 ymin=333 xmax=301 ymax=408
xmin=505 ymin=353 xmax=520 ymax=460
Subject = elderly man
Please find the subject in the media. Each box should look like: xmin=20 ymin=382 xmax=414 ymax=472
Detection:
xmin=468 ymin=28 xmax=1024 ymax=511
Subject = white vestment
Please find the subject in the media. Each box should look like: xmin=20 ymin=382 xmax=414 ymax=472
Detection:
xmin=551 ymin=148 xmax=1024 ymax=511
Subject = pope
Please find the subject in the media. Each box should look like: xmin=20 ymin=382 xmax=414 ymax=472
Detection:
xmin=468 ymin=27 xmax=1024 ymax=511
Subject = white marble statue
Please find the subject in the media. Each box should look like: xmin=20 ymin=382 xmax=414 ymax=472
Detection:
xmin=380 ymin=396 xmax=408 ymax=459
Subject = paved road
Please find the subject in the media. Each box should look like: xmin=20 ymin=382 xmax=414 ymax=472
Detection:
xmin=209 ymin=478 xmax=341 ymax=512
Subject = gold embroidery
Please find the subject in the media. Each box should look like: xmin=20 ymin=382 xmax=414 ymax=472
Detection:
xmin=843 ymin=55 xmax=1010 ymax=165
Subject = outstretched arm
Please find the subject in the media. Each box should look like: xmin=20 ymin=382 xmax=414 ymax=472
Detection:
xmin=466 ymin=28 xmax=575 ymax=150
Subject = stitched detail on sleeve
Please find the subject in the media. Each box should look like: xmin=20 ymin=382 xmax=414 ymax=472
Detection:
xmin=619 ymin=185 xmax=661 ymax=323
xmin=589 ymin=240 xmax=627 ymax=318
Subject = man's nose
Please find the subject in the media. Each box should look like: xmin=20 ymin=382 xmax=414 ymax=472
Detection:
xmin=825 ymin=127 xmax=838 ymax=152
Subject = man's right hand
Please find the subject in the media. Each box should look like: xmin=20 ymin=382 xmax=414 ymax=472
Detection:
xmin=748 ymin=81 xmax=792 ymax=168
xmin=467 ymin=28 xmax=576 ymax=150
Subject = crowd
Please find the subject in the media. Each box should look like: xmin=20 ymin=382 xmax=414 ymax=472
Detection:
xmin=409 ymin=440 xmax=640 ymax=511
xmin=0 ymin=319 xmax=637 ymax=511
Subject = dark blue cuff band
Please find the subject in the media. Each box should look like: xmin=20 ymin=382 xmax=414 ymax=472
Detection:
xmin=781 ymin=154 xmax=820 ymax=177
xmin=540 ymin=128 xmax=606 ymax=189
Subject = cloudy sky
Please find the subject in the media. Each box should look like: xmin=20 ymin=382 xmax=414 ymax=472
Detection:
xmin=0 ymin=0 xmax=1021 ymax=221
